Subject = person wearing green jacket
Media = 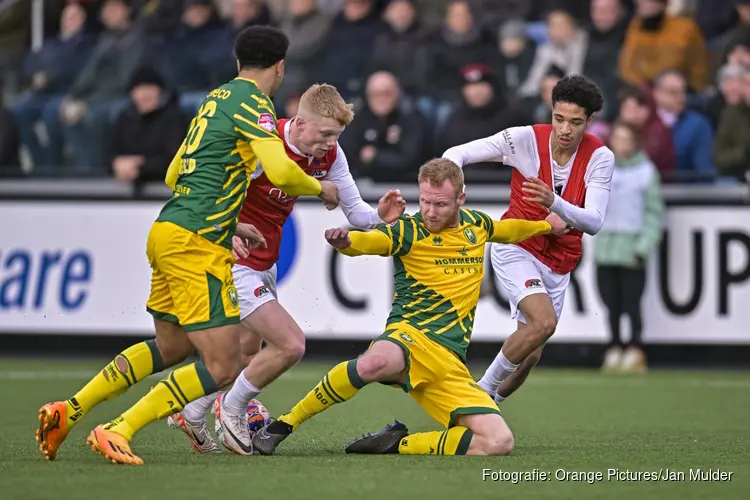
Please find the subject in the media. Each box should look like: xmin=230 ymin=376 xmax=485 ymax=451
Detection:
xmin=595 ymin=121 xmax=664 ymax=373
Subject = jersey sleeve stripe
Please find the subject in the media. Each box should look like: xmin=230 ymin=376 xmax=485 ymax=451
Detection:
xmin=239 ymin=103 xmax=261 ymax=117
xmin=462 ymin=209 xmax=477 ymax=224
xmin=214 ymin=230 xmax=229 ymax=246
xmin=234 ymin=127 xmax=264 ymax=141
xmin=250 ymin=94 xmax=276 ymax=113
xmin=391 ymin=220 xmax=406 ymax=255
xmin=206 ymin=192 xmax=245 ymax=221
xmin=476 ymin=211 xmax=495 ymax=236
xmin=397 ymin=219 xmax=417 ymax=256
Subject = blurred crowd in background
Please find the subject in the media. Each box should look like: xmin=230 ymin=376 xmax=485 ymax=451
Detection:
xmin=0 ymin=0 xmax=749 ymax=186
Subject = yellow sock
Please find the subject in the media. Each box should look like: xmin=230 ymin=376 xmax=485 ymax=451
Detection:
xmin=398 ymin=427 xmax=473 ymax=456
xmin=65 ymin=340 xmax=164 ymax=427
xmin=279 ymin=360 xmax=366 ymax=430
xmin=104 ymin=361 xmax=218 ymax=441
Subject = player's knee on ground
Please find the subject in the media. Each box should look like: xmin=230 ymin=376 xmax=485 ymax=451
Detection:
xmin=480 ymin=426 xmax=514 ymax=456
xmin=458 ymin=413 xmax=514 ymax=456
xmin=356 ymin=345 xmax=405 ymax=383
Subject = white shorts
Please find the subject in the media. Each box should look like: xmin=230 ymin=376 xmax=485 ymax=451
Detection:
xmin=232 ymin=264 xmax=278 ymax=320
xmin=490 ymin=244 xmax=570 ymax=324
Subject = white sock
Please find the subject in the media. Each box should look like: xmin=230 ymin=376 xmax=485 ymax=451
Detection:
xmin=222 ymin=369 xmax=262 ymax=414
xmin=181 ymin=392 xmax=220 ymax=423
xmin=478 ymin=349 xmax=518 ymax=394
xmin=494 ymin=394 xmax=506 ymax=404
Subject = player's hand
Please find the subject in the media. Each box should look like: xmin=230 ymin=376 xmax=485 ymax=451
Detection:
xmin=325 ymin=227 xmax=351 ymax=249
xmin=522 ymin=177 xmax=555 ymax=208
xmin=545 ymin=213 xmax=570 ymax=236
xmin=231 ymin=235 xmax=250 ymax=260
xmin=377 ymin=189 xmax=406 ymax=224
xmin=318 ymin=180 xmax=340 ymax=210
xmin=235 ymin=223 xmax=267 ymax=250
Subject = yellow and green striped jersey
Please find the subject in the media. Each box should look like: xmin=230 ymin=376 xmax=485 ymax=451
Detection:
xmin=341 ymin=210 xmax=551 ymax=361
xmin=157 ymin=78 xmax=281 ymax=249
xmin=378 ymin=210 xmax=495 ymax=361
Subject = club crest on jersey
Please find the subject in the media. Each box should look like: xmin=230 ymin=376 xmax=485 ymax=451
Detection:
xmin=257 ymin=113 xmax=275 ymax=132
xmin=464 ymin=227 xmax=477 ymax=245
xmin=227 ymin=286 xmax=239 ymax=308
xmin=525 ymin=279 xmax=543 ymax=289
xmin=254 ymin=285 xmax=270 ymax=298
xmin=311 ymin=169 xmax=327 ymax=178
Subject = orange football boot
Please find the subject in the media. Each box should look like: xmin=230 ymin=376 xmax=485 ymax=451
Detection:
xmin=87 ymin=425 xmax=144 ymax=465
xmin=36 ymin=401 xmax=71 ymax=461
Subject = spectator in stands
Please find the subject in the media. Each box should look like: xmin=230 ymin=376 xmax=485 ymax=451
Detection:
xmin=695 ymin=0 xmax=738 ymax=41
xmin=422 ymin=0 xmax=494 ymax=114
xmin=278 ymin=0 xmax=332 ymax=106
xmin=619 ymin=0 xmax=708 ymax=92
xmin=652 ymin=70 xmax=716 ymax=181
xmin=112 ymin=66 xmax=186 ymax=184
xmin=618 ymin=85 xmax=676 ymax=176
xmin=717 ymin=0 xmax=750 ymax=68
xmin=696 ymin=63 xmax=747 ymax=129
xmin=519 ymin=10 xmax=588 ymax=97
xmin=369 ymin=0 xmax=432 ymax=98
xmin=490 ymin=20 xmax=535 ymax=98
xmin=163 ymin=0 xmax=234 ymax=115
xmin=0 ymin=107 xmax=20 ymax=174
xmin=11 ymin=3 xmax=94 ymax=169
xmin=584 ymin=0 xmax=629 ymax=122
xmin=521 ymin=65 xmax=564 ymax=124
xmin=713 ymin=66 xmax=750 ymax=183
xmin=436 ymin=64 xmax=519 ymax=181
xmin=596 ymin=121 xmax=664 ymax=374
xmin=58 ymin=0 xmax=149 ymax=172
xmin=225 ymin=0 xmax=273 ymax=29
xmin=339 ymin=71 xmax=426 ymax=182
xmin=464 ymin=0 xmax=532 ymax=32
xmin=315 ymin=0 xmax=384 ymax=101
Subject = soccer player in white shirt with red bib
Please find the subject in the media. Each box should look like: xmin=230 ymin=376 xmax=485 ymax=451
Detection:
xmin=442 ymin=75 xmax=615 ymax=403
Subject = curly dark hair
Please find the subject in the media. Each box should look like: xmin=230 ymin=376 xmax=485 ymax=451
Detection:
xmin=551 ymin=74 xmax=604 ymax=117
xmin=234 ymin=26 xmax=289 ymax=71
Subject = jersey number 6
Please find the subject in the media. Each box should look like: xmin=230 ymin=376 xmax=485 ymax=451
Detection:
xmin=185 ymin=100 xmax=218 ymax=155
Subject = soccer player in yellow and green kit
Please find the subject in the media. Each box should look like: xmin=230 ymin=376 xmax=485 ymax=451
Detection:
xmin=35 ymin=26 xmax=339 ymax=465
xmin=252 ymin=158 xmax=568 ymax=457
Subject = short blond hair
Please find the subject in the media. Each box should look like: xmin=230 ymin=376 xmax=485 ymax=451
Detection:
xmin=298 ymin=84 xmax=355 ymax=126
xmin=418 ymin=158 xmax=464 ymax=196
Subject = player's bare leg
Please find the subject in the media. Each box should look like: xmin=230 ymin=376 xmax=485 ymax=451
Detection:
xmin=495 ymin=344 xmax=544 ymax=401
xmin=452 ymin=413 xmax=514 ymax=456
xmin=88 ymin=323 xmax=242 ymax=464
xmin=170 ymin=329 xmax=262 ymax=453
xmin=478 ymin=294 xmax=557 ymax=401
xmin=217 ymin=301 xmax=305 ymax=454
xmin=253 ymin=341 xmax=407 ymax=455
xmin=37 ymin=319 xmax=192 ymax=461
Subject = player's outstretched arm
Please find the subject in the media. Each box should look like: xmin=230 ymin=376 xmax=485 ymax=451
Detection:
xmin=489 ymin=218 xmax=553 ymax=244
xmin=324 ymin=148 xmax=403 ymax=227
xmin=442 ymin=126 xmax=533 ymax=168
xmin=325 ymin=227 xmax=392 ymax=257
xmin=251 ymin=139 xmax=323 ymax=197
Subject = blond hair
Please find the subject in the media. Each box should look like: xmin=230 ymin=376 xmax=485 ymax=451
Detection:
xmin=418 ymin=158 xmax=464 ymax=196
xmin=298 ymin=84 xmax=355 ymax=126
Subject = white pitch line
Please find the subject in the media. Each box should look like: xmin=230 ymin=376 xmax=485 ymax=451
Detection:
xmin=0 ymin=370 xmax=748 ymax=388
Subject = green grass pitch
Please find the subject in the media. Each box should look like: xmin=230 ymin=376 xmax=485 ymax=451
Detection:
xmin=0 ymin=357 xmax=748 ymax=500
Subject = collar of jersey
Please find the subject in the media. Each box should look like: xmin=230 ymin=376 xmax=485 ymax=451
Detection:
xmin=283 ymin=119 xmax=313 ymax=163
